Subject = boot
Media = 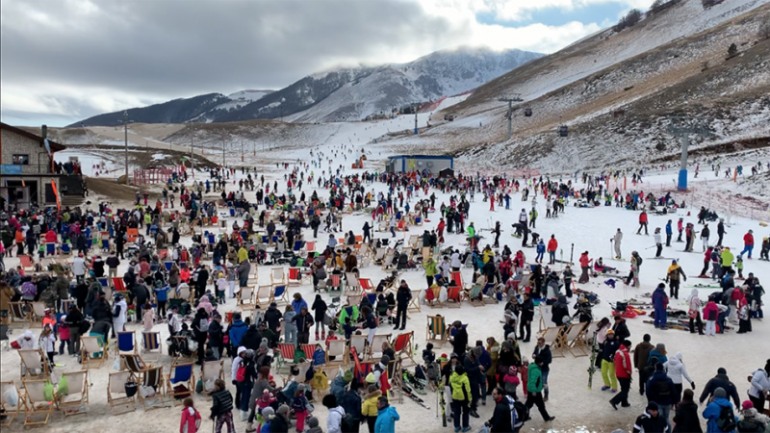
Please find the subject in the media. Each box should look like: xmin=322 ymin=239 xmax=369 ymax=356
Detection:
xmin=245 ymin=422 xmax=255 ymax=433
xmin=321 ymin=330 xmax=326 ymax=340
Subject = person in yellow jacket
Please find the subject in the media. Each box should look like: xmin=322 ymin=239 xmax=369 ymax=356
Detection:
xmin=720 ymin=247 xmax=735 ymax=275
xmin=237 ymin=245 xmax=248 ymax=264
xmin=361 ymin=384 xmax=382 ymax=433
xmin=423 ymin=256 xmax=438 ymax=287
xmin=482 ymin=245 xmax=495 ymax=264
xmin=450 ymin=365 xmax=472 ymax=432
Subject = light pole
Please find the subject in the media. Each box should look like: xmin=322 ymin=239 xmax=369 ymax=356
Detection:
xmin=498 ymin=95 xmax=523 ymax=140
xmin=668 ymin=116 xmax=694 ymax=191
xmin=123 ymin=110 xmax=129 ymax=185
xmin=190 ymin=135 xmax=195 ymax=180
xmin=280 ymin=97 xmax=286 ymax=121
xmin=413 ymin=103 xmax=419 ymax=135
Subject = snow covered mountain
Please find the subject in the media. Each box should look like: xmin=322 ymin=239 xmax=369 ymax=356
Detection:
xmin=72 ymin=47 xmax=541 ymax=126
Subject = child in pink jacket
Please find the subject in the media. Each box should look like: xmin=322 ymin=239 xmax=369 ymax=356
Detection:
xmin=180 ymin=397 xmax=201 ymax=433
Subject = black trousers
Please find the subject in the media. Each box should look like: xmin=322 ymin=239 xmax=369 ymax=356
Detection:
xmin=394 ymin=306 xmax=407 ymax=329
xmin=639 ymin=369 xmax=650 ymax=394
xmin=519 ymin=320 xmax=531 ymax=342
xmin=525 ymin=391 xmax=551 ymax=420
xmin=666 ymin=233 xmax=672 ymax=247
xmin=610 ymin=377 xmax=631 ymax=406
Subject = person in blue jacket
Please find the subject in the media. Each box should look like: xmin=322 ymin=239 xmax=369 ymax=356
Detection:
xmin=702 ymin=387 xmax=738 ymax=433
xmin=228 ymin=313 xmax=248 ymax=350
xmin=374 ymin=396 xmax=400 ymax=433
xmin=652 ymin=283 xmax=669 ymax=329
xmin=665 ymin=220 xmax=673 ymax=247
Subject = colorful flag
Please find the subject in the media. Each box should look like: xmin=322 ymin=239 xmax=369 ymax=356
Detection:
xmin=50 ymin=179 xmax=61 ymax=211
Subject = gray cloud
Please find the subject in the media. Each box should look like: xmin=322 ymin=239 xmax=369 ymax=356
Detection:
xmin=0 ymin=0 xmax=598 ymax=125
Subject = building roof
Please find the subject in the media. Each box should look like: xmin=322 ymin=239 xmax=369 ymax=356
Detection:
xmin=387 ymin=154 xmax=453 ymax=160
xmin=0 ymin=122 xmax=66 ymax=152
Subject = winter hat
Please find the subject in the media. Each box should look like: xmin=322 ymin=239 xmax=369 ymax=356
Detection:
xmin=365 ymin=373 xmax=376 ymax=383
xmin=714 ymin=387 xmax=727 ymax=398
xmin=276 ymin=404 xmax=290 ymax=417
xmin=237 ymin=346 xmax=246 ymax=356
xmin=646 ymin=402 xmax=659 ymax=411
xmin=380 ymin=355 xmax=390 ymax=365
xmin=307 ymin=417 xmax=319 ymax=428
xmin=742 ymin=400 xmax=754 ymax=410
xmin=259 ymin=338 xmax=269 ymax=352
xmin=343 ymin=369 xmax=354 ymax=383
xmin=717 ymin=367 xmax=727 ymax=375
xmin=261 ymin=406 xmax=275 ymax=420
xmin=655 ymin=343 xmax=666 ymax=354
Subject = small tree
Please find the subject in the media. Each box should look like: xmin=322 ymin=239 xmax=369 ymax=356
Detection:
xmin=727 ymin=43 xmax=738 ymax=58
xmin=624 ymin=9 xmax=643 ymax=27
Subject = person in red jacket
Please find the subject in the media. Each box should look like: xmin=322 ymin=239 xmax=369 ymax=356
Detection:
xmin=578 ymin=251 xmax=592 ymax=284
xmin=703 ymin=298 xmax=720 ymax=336
xmin=636 ymin=211 xmax=649 ymax=235
xmin=547 ymin=235 xmax=558 ymax=265
xmin=740 ymin=229 xmax=755 ymax=259
xmin=610 ymin=340 xmax=633 ymax=409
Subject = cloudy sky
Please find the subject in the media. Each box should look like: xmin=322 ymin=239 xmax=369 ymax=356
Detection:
xmin=1 ymin=0 xmax=655 ymax=127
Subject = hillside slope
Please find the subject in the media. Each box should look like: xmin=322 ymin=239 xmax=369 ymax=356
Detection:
xmin=413 ymin=0 xmax=770 ymax=172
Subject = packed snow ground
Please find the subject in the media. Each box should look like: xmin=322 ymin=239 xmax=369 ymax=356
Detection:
xmin=3 ymin=113 xmax=769 ymax=433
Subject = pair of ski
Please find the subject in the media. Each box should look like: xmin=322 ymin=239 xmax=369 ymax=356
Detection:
xmin=401 ymin=383 xmax=431 ymax=410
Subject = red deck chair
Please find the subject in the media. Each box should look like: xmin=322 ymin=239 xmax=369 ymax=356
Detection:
xmin=330 ymin=274 xmax=342 ymax=290
xmin=450 ymin=271 xmax=464 ymax=289
xmin=358 ymin=278 xmax=374 ymax=291
xmin=19 ymin=255 xmax=35 ymax=271
xmin=392 ymin=331 xmax=416 ymax=367
xmin=112 ymin=278 xmax=127 ymax=292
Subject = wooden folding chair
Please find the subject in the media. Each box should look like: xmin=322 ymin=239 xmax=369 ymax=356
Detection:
xmin=426 ymin=314 xmax=448 ymax=345
xmin=288 ymin=267 xmax=303 ymax=285
xmin=19 ymin=255 xmax=35 ymax=272
xmin=30 ymin=302 xmax=47 ymax=324
xmin=273 ymin=284 xmax=290 ymax=305
xmin=9 ymin=302 xmax=31 ymax=325
xmin=350 ymin=335 xmax=367 ymax=358
xmin=346 ymin=293 xmax=362 ymax=307
xmin=537 ymin=327 xmax=563 ymax=354
xmin=275 ymin=343 xmax=296 ymax=371
xmin=255 ymin=285 xmax=274 ymax=308
xmin=358 ymin=278 xmax=374 ymax=292
xmin=18 ymin=349 xmax=49 ymax=379
xmin=271 ymin=267 xmax=286 ymax=286
xmin=445 ymin=286 xmax=463 ymax=308
xmin=116 ymin=331 xmax=137 ymax=356
xmin=408 ymin=289 xmax=422 ymax=312
xmin=80 ymin=334 xmax=108 ymax=369
xmin=567 ymin=322 xmax=591 ymax=357
xmin=0 ymin=381 xmax=23 ymax=426
xmin=200 ymin=360 xmax=224 ymax=392
xmin=57 ymin=370 xmax=89 ymax=416
xmin=368 ymin=334 xmax=392 ymax=360
xmin=177 ymin=284 xmax=193 ymax=302
xmin=121 ymin=353 xmax=150 ymax=382
xmin=142 ymin=331 xmax=163 ymax=357
xmin=392 ymin=331 xmax=416 ymax=367
xmin=21 ymin=379 xmax=54 ymax=426
xmin=325 ymin=339 xmax=347 ymax=368
xmin=239 ymin=286 xmax=255 ymax=306
xmin=166 ymin=361 xmax=195 ymax=404
xmin=329 ymin=274 xmax=342 ymax=291
xmin=137 ymin=366 xmax=164 ymax=409
xmin=345 ymin=272 xmax=360 ymax=292
xmin=107 ymin=370 xmax=136 ymax=414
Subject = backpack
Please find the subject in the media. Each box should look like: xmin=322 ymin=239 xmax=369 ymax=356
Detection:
xmin=340 ymin=412 xmax=357 ymax=432
xmin=636 ymin=256 xmax=643 ymax=267
xmin=716 ymin=404 xmax=737 ymax=432
xmin=737 ymin=417 xmax=765 ymax=433
xmin=235 ymin=364 xmax=247 ymax=382
xmin=198 ymin=318 xmax=209 ymax=333
xmin=506 ymin=395 xmax=528 ymax=429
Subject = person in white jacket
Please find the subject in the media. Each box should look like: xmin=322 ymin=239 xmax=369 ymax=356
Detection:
xmin=665 ymin=352 xmax=695 ymax=405
xmin=322 ymin=393 xmax=346 ymax=433
xmin=112 ymin=293 xmax=128 ymax=335
xmin=748 ymin=359 xmax=770 ymax=412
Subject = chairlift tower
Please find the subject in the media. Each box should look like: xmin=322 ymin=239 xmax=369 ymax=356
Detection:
xmin=498 ymin=95 xmax=523 ymax=140
xmin=668 ymin=116 xmax=697 ymax=191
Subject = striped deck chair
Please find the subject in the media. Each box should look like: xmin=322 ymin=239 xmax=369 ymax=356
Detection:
xmin=426 ymin=314 xmax=448 ymax=344
xmin=368 ymin=334 xmax=392 ymax=360
xmin=201 ymin=360 xmax=224 ymax=392
xmin=121 ymin=353 xmax=150 ymax=382
xmin=138 ymin=366 xmax=164 ymax=409
xmin=329 ymin=274 xmax=342 ymax=291
xmin=142 ymin=332 xmax=162 ymax=357
xmin=256 ymin=285 xmax=274 ymax=308
xmin=275 ymin=343 xmax=296 ymax=370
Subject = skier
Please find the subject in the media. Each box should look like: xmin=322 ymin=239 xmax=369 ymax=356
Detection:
xmin=613 ymin=229 xmax=623 ymax=259
xmin=665 ymin=260 xmax=687 ymax=300
xmin=716 ymin=219 xmax=726 ymax=247
xmin=651 ymin=283 xmax=669 ymax=329
xmin=665 ymin=219 xmax=673 ymax=247
xmin=578 ymin=251 xmax=592 ymax=284
xmin=677 ymin=218 xmax=684 ymax=242
xmin=654 ymin=228 xmax=663 ymax=258
xmin=740 ymin=229 xmax=755 ymax=259
xmin=636 ymin=210 xmax=649 ymax=235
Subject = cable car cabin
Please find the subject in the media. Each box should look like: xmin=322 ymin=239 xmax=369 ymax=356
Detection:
xmin=524 ymin=108 xmax=533 ymax=117
xmin=558 ymin=125 xmax=569 ymax=137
